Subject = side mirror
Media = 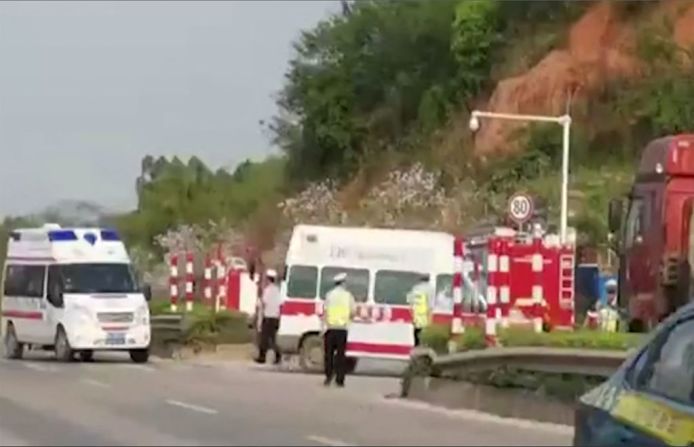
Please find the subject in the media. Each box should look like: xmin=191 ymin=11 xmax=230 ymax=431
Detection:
xmin=142 ymin=284 xmax=152 ymax=302
xmin=608 ymin=198 xmax=623 ymax=234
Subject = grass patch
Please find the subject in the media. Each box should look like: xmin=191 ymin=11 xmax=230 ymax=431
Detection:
xmin=421 ymin=324 xmax=644 ymax=354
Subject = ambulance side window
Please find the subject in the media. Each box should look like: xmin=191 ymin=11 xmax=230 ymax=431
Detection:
xmin=286 ymin=265 xmax=317 ymax=299
xmin=2 ymin=265 xmax=45 ymax=298
xmin=374 ymin=270 xmax=421 ymax=305
xmin=319 ymin=267 xmax=369 ymax=303
xmin=3 ymin=265 xmax=21 ymax=296
xmin=435 ymin=274 xmax=452 ymax=299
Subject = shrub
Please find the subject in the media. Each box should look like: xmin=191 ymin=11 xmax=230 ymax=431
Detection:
xmin=420 ymin=324 xmax=452 ymax=354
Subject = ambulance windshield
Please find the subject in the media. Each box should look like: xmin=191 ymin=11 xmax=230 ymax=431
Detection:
xmin=53 ymin=263 xmax=138 ymax=295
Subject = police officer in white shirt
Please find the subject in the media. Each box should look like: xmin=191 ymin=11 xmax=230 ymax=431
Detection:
xmin=255 ymin=269 xmax=283 ymax=365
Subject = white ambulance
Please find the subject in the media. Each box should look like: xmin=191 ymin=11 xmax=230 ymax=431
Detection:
xmin=276 ymin=224 xmax=461 ymax=372
xmin=1 ymin=224 xmax=152 ymax=362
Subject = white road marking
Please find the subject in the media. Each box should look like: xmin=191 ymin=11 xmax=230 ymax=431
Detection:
xmin=81 ymin=378 xmax=110 ymax=388
xmin=165 ymin=399 xmax=218 ymax=415
xmin=306 ymin=435 xmax=355 ymax=446
xmin=382 ymin=398 xmax=573 ymax=435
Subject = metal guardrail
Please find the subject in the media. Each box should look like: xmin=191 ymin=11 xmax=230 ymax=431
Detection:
xmin=150 ymin=314 xmax=188 ymax=355
xmin=410 ymin=346 xmax=630 ymax=379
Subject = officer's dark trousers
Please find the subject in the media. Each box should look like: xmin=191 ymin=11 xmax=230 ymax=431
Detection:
xmin=324 ymin=329 xmax=348 ymax=385
xmin=257 ymin=317 xmax=281 ymax=363
xmin=413 ymin=328 xmax=423 ymax=347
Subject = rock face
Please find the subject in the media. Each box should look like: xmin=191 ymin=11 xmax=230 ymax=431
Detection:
xmin=472 ymin=0 xmax=694 ymax=155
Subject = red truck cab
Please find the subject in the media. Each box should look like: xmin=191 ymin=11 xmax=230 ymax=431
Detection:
xmin=609 ymin=134 xmax=694 ymax=331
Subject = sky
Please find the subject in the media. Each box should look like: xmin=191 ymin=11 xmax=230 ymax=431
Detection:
xmin=0 ymin=1 xmax=339 ymax=217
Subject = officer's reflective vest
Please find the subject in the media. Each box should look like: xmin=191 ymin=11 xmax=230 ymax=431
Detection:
xmin=411 ymin=290 xmax=431 ymax=329
xmin=325 ymin=289 xmax=351 ymax=329
xmin=598 ymin=307 xmax=619 ymax=332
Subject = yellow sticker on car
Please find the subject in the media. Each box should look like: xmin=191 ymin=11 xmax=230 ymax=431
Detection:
xmin=611 ymin=391 xmax=694 ymax=446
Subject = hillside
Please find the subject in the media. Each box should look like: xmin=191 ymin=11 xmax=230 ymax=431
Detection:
xmin=2 ymin=0 xmax=694 ymax=276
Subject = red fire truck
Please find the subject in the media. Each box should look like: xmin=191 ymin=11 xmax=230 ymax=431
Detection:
xmin=608 ymin=134 xmax=694 ymax=332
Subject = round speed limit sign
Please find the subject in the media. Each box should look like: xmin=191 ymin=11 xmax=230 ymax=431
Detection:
xmin=508 ymin=193 xmax=534 ymax=224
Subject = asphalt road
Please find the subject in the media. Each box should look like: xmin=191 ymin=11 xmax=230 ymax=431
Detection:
xmin=0 ymin=350 xmax=573 ymax=446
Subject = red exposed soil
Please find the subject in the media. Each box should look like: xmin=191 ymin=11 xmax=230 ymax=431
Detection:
xmin=472 ymin=0 xmax=694 ymax=155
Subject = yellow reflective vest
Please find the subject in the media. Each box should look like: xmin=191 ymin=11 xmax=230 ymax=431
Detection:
xmin=324 ymin=287 xmax=354 ymax=329
xmin=598 ymin=306 xmax=619 ymax=332
xmin=409 ymin=283 xmax=432 ymax=329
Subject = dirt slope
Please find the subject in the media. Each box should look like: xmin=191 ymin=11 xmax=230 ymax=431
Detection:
xmin=472 ymin=0 xmax=694 ymax=155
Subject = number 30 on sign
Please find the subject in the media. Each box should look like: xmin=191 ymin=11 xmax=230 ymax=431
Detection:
xmin=508 ymin=193 xmax=534 ymax=224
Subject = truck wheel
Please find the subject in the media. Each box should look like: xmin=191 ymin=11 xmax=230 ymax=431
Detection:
xmin=78 ymin=350 xmax=94 ymax=362
xmin=54 ymin=327 xmax=74 ymax=362
xmin=3 ymin=324 xmax=24 ymax=360
xmin=129 ymin=349 xmax=150 ymax=364
xmin=345 ymin=357 xmax=359 ymax=374
xmin=299 ymin=334 xmax=323 ymax=373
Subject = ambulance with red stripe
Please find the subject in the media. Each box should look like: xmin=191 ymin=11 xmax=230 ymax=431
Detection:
xmin=1 ymin=224 xmax=152 ymax=363
xmin=277 ymin=225 xmax=474 ymax=372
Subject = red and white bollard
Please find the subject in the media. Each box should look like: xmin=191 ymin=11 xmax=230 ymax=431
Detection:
xmin=451 ymin=238 xmax=465 ymax=336
xmin=498 ymin=239 xmax=511 ymax=329
xmin=485 ymin=238 xmax=499 ymax=347
xmin=203 ymin=254 xmax=213 ymax=306
xmin=185 ymin=252 xmax=194 ymax=312
xmin=169 ymin=254 xmax=179 ymax=312
xmin=216 ymin=260 xmax=227 ymax=312
xmin=532 ymin=234 xmax=545 ymax=333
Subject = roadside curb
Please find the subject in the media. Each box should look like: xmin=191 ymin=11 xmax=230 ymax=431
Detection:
xmin=405 ymin=375 xmax=575 ymax=426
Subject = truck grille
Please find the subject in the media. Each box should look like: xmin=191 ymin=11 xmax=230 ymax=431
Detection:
xmin=97 ymin=312 xmax=134 ymax=323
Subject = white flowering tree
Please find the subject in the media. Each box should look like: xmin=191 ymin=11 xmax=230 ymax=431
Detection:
xmin=356 ymin=163 xmax=447 ymax=229
xmin=144 ymin=163 xmax=500 ymax=282
xmin=278 ymin=180 xmax=346 ymax=225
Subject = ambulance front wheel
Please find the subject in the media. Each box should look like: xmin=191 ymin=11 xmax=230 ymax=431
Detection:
xmin=129 ymin=348 xmax=150 ymax=364
xmin=299 ymin=334 xmax=323 ymax=373
xmin=78 ymin=350 xmax=94 ymax=362
xmin=54 ymin=326 xmax=74 ymax=362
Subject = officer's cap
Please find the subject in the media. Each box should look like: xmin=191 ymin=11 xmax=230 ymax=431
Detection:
xmin=333 ymin=272 xmax=347 ymax=283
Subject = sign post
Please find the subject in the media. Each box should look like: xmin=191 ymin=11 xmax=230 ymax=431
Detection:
xmin=508 ymin=193 xmax=534 ymax=231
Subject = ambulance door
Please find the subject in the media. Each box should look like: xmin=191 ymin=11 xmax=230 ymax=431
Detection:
xmin=40 ymin=265 xmax=64 ymax=344
xmin=347 ymin=269 xmax=420 ymax=359
xmin=2 ymin=264 xmax=46 ymax=343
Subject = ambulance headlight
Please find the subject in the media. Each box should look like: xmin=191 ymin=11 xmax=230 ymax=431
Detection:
xmin=135 ymin=305 xmax=149 ymax=325
xmin=73 ymin=305 xmax=92 ymax=322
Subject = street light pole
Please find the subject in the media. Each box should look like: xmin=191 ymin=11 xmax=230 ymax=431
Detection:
xmin=470 ymin=110 xmax=572 ymax=244
xmin=559 ymin=114 xmax=572 ymax=245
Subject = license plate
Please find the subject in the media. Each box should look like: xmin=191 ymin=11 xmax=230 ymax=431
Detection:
xmin=105 ymin=333 xmax=126 ymax=345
